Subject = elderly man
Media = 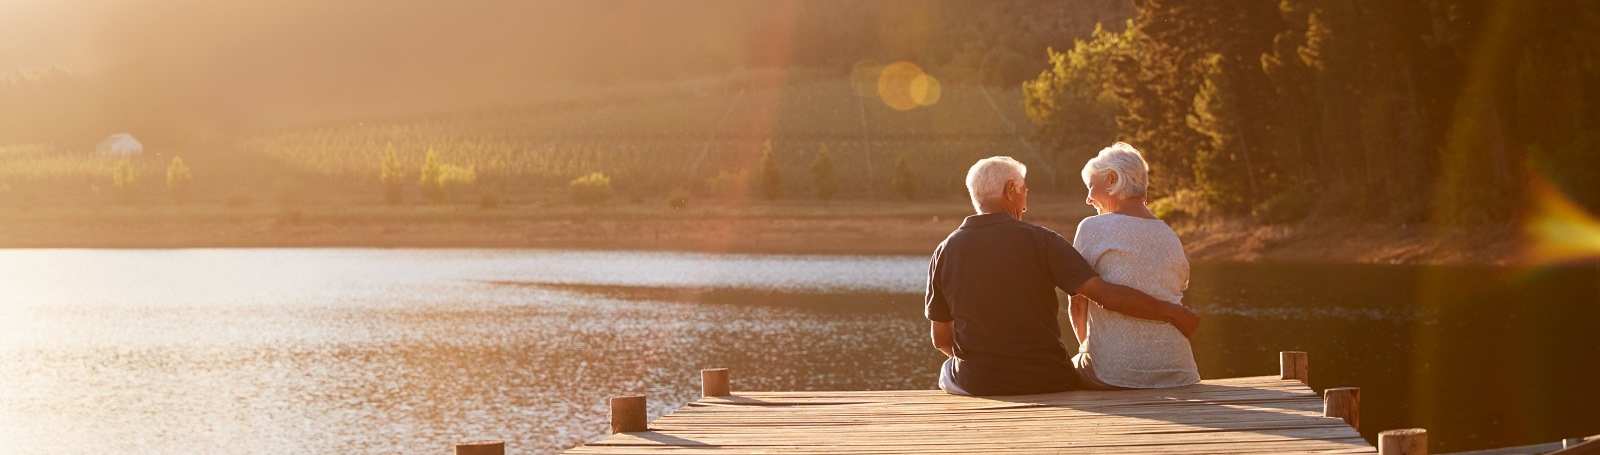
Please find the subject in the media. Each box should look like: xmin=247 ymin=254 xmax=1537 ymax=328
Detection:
xmin=927 ymin=156 xmax=1200 ymax=396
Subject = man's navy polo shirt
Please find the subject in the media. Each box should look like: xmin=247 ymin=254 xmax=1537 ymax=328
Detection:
xmin=925 ymin=211 xmax=1098 ymax=395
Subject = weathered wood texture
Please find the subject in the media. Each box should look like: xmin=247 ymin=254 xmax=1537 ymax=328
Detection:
xmin=454 ymin=440 xmax=504 ymax=455
xmin=568 ymin=375 xmax=1372 ymax=454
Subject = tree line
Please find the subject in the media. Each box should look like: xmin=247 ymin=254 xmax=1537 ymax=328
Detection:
xmin=1025 ymin=0 xmax=1599 ymax=224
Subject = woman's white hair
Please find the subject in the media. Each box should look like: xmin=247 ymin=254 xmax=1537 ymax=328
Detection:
xmin=1080 ymin=142 xmax=1150 ymax=198
xmin=965 ymin=156 xmax=1027 ymax=212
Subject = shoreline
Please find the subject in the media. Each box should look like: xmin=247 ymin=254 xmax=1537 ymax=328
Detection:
xmin=0 ymin=201 xmax=1525 ymax=266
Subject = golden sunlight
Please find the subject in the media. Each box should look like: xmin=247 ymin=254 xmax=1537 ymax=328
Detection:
xmin=1524 ymin=179 xmax=1600 ymax=266
xmin=876 ymin=61 xmax=938 ymax=111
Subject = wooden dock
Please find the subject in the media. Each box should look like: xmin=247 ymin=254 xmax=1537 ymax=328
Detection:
xmin=460 ymin=352 xmax=1444 ymax=455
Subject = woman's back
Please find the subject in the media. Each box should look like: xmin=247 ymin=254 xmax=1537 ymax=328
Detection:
xmin=1073 ymin=213 xmax=1199 ymax=388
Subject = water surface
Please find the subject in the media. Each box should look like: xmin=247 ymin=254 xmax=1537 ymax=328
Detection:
xmin=1 ymin=249 xmax=1595 ymax=453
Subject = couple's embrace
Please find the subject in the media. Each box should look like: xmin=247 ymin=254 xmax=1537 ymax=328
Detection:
xmin=926 ymin=143 xmax=1201 ymax=395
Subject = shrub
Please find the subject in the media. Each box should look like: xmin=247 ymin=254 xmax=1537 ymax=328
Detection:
xmin=1149 ymin=189 xmax=1204 ymax=221
xmin=758 ymin=139 xmax=781 ymax=201
xmin=418 ymin=148 xmax=475 ymax=203
xmin=1251 ymin=189 xmax=1313 ymax=224
xmin=892 ymin=152 xmax=917 ymax=200
xmin=112 ymin=158 xmax=137 ymax=203
xmin=438 ymin=164 xmax=476 ymax=202
xmin=380 ymin=144 xmax=405 ymax=204
xmin=569 ymin=172 xmax=614 ymax=205
xmin=811 ymin=144 xmax=837 ymax=200
xmin=667 ymin=187 xmax=689 ymax=209
xmin=706 ymin=169 xmax=749 ymax=200
xmin=166 ymin=156 xmax=192 ymax=203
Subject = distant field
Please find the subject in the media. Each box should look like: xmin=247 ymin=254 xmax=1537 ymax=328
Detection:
xmin=0 ymin=70 xmax=1066 ymax=210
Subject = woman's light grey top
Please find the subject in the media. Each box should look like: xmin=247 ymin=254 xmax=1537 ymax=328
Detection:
xmin=1074 ymin=213 xmax=1200 ymax=388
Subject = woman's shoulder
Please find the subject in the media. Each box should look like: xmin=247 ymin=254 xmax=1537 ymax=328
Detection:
xmin=1078 ymin=213 xmax=1163 ymax=230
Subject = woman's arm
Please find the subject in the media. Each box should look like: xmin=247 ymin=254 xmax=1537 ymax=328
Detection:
xmin=931 ymin=321 xmax=955 ymax=357
xmin=1068 ymin=294 xmax=1090 ymax=345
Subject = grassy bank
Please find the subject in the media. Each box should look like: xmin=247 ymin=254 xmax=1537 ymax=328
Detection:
xmin=0 ymin=194 xmax=1523 ymax=265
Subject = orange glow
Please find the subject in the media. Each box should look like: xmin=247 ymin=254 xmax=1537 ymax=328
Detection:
xmin=1523 ymin=179 xmax=1600 ymax=266
xmin=877 ymin=61 xmax=939 ymax=111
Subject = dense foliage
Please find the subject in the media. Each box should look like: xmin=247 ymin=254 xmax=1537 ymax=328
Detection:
xmin=1025 ymin=0 xmax=1600 ymax=223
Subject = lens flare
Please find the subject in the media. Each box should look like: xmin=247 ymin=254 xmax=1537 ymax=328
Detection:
xmin=1523 ymin=179 xmax=1600 ymax=266
xmin=911 ymin=73 xmax=941 ymax=107
xmin=877 ymin=61 xmax=939 ymax=111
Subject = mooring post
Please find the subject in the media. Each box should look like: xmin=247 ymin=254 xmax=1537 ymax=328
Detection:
xmin=702 ymin=368 xmax=731 ymax=397
xmin=1379 ymin=428 xmax=1427 ymax=455
xmin=610 ymin=395 xmax=648 ymax=434
xmin=1323 ymin=387 xmax=1360 ymax=430
xmin=1280 ymin=351 xmax=1309 ymax=384
xmin=453 ymin=440 xmax=504 ymax=455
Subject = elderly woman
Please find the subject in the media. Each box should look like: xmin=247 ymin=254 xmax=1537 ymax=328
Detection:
xmin=1068 ymin=142 xmax=1200 ymax=389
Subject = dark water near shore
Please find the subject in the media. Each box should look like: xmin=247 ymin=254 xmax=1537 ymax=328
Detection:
xmin=1 ymin=249 xmax=1595 ymax=454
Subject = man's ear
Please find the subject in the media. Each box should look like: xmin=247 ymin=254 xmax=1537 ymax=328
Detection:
xmin=1003 ymin=180 xmax=1018 ymax=200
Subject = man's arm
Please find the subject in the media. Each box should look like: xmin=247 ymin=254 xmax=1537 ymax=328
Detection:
xmin=1074 ymin=277 xmax=1200 ymax=339
xmin=931 ymin=321 xmax=955 ymax=357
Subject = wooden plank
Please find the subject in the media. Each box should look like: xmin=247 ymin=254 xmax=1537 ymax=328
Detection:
xmin=567 ymin=376 xmax=1373 ymax=454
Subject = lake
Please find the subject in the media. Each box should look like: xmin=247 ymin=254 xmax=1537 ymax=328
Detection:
xmin=1 ymin=249 xmax=1596 ymax=454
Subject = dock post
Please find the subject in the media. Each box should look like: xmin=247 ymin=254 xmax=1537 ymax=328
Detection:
xmin=454 ymin=440 xmax=504 ymax=455
xmin=1323 ymin=387 xmax=1360 ymax=430
xmin=1280 ymin=351 xmax=1309 ymax=384
xmin=702 ymin=368 xmax=731 ymax=397
xmin=610 ymin=396 xmax=648 ymax=434
xmin=1379 ymin=428 xmax=1427 ymax=455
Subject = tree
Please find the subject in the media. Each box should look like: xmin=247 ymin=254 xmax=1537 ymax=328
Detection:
xmin=892 ymin=152 xmax=917 ymax=200
xmin=1187 ymin=53 xmax=1257 ymax=212
xmin=811 ymin=144 xmax=838 ymax=200
xmin=569 ymin=172 xmax=614 ymax=205
xmin=1023 ymin=25 xmax=1131 ymax=178
xmin=418 ymin=148 xmax=444 ymax=203
xmin=112 ymin=158 xmax=136 ymax=203
xmin=758 ymin=140 xmax=781 ymax=201
xmin=166 ymin=156 xmax=192 ymax=203
xmin=380 ymin=144 xmax=405 ymax=204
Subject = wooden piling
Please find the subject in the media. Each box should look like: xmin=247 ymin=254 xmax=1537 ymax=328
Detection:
xmin=610 ymin=396 xmax=648 ymax=434
xmin=1324 ymin=387 xmax=1360 ymax=430
xmin=454 ymin=440 xmax=504 ymax=455
xmin=1379 ymin=428 xmax=1427 ymax=455
xmin=702 ymin=368 xmax=731 ymax=397
xmin=1280 ymin=351 xmax=1309 ymax=384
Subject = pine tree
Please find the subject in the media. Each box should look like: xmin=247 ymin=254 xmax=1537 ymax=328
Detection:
xmin=418 ymin=148 xmax=444 ymax=203
xmin=112 ymin=158 xmax=137 ymax=203
xmin=811 ymin=144 xmax=838 ymax=200
xmin=892 ymin=152 xmax=917 ymax=200
xmin=166 ymin=156 xmax=192 ymax=203
xmin=380 ymin=144 xmax=405 ymax=204
xmin=758 ymin=140 xmax=781 ymax=201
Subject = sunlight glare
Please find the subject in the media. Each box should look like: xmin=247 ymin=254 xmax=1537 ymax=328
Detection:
xmin=1523 ymin=178 xmax=1600 ymax=266
xmin=877 ymin=61 xmax=936 ymax=111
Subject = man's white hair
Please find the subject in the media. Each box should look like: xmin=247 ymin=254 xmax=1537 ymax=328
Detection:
xmin=965 ymin=156 xmax=1027 ymax=212
xmin=1080 ymin=142 xmax=1150 ymax=198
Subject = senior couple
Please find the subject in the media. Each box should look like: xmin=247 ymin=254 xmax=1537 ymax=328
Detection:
xmin=927 ymin=143 xmax=1200 ymax=395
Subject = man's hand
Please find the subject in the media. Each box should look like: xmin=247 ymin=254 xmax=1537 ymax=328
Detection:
xmin=1168 ymin=305 xmax=1199 ymax=340
xmin=1075 ymin=276 xmax=1200 ymax=339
